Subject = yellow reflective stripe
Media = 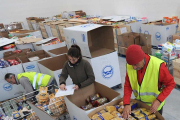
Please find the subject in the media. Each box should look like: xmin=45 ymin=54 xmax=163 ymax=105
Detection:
xmin=133 ymin=90 xmax=159 ymax=98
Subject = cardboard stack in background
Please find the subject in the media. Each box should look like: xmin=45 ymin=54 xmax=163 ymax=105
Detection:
xmin=26 ymin=17 xmax=45 ymax=30
xmin=64 ymin=24 xmax=122 ymax=88
xmin=172 ymin=33 xmax=180 ymax=43
xmin=39 ymin=21 xmax=48 ymax=38
xmin=141 ymin=20 xmax=177 ymax=46
xmin=50 ymin=21 xmax=65 ymax=40
xmin=44 ymin=21 xmax=54 ymax=38
xmin=117 ymin=32 xmax=151 ymax=55
xmin=30 ymin=19 xmax=45 ymax=30
xmin=173 ymin=59 xmax=180 ymax=85
xmin=58 ymin=24 xmax=66 ymax=41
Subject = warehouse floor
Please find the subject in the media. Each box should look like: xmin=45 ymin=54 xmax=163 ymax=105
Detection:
xmin=116 ymin=56 xmax=179 ymax=120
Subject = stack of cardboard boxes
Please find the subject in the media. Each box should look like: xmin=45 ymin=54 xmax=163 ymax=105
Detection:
xmin=173 ymin=59 xmax=180 ymax=85
xmin=26 ymin=17 xmax=45 ymax=30
xmin=117 ymin=32 xmax=151 ymax=55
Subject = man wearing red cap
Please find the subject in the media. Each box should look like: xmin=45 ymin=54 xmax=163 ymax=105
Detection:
xmin=123 ymin=45 xmax=175 ymax=119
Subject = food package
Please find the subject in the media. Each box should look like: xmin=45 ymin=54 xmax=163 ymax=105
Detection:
xmin=134 ymin=113 xmax=145 ymax=119
xmin=161 ymin=42 xmax=175 ymax=53
xmin=143 ymin=110 xmax=152 ymax=116
xmin=37 ymin=87 xmax=49 ymax=105
xmin=111 ymin=111 xmax=122 ymax=118
xmin=148 ymin=114 xmax=156 ymax=120
xmin=86 ymin=93 xmax=101 ymax=103
xmin=91 ymin=112 xmax=114 ymax=120
xmin=3 ymin=44 xmax=15 ymax=50
xmin=105 ymin=106 xmax=117 ymax=113
xmin=119 ymin=101 xmax=123 ymax=106
xmin=111 ymin=117 xmax=125 ymax=120
xmin=0 ymin=59 xmax=10 ymax=68
xmin=90 ymin=110 xmax=106 ymax=119
xmin=91 ymin=97 xmax=108 ymax=107
xmin=13 ymin=50 xmax=22 ymax=54
xmin=80 ymin=103 xmax=93 ymax=111
xmin=115 ymin=105 xmax=124 ymax=113
xmin=7 ymin=59 xmax=20 ymax=66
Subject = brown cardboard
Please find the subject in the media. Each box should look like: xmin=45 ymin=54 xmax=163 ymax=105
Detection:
xmin=173 ymin=58 xmax=180 ymax=70
xmin=118 ymin=46 xmax=127 ymax=55
xmin=58 ymin=24 xmax=66 ymax=41
xmin=0 ymin=23 xmax=4 ymax=29
xmin=3 ymin=51 xmax=16 ymax=58
xmin=88 ymin=99 xmax=164 ymax=120
xmin=141 ymin=46 xmax=151 ymax=54
xmin=66 ymin=82 xmax=120 ymax=108
xmin=0 ymin=31 xmax=9 ymax=38
xmin=174 ymin=77 xmax=180 ymax=85
xmin=3 ymin=56 xmax=21 ymax=63
xmin=16 ymin=37 xmax=42 ymax=44
xmin=38 ymin=54 xmax=68 ymax=71
xmin=140 ymin=33 xmax=151 ymax=47
xmin=27 ymin=50 xmax=50 ymax=58
xmin=39 ymin=22 xmax=48 ymax=38
xmin=88 ymin=26 xmax=115 ymax=58
xmin=69 ymin=19 xmax=88 ymax=23
xmin=173 ymin=33 xmax=180 ymax=43
xmin=48 ymin=47 xmax=68 ymax=55
xmin=116 ymin=25 xmax=131 ymax=35
xmin=9 ymin=29 xmax=35 ymax=34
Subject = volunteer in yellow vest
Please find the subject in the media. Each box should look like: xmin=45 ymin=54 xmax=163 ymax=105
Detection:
xmin=4 ymin=72 xmax=54 ymax=97
xmin=123 ymin=45 xmax=175 ymax=119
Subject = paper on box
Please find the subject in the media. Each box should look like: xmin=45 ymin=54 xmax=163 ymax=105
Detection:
xmin=83 ymin=51 xmax=121 ymax=88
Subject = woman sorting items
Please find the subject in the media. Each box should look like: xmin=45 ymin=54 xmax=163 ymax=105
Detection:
xmin=59 ymin=44 xmax=95 ymax=90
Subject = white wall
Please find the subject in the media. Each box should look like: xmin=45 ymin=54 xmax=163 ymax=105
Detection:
xmin=1 ymin=0 xmax=180 ymax=29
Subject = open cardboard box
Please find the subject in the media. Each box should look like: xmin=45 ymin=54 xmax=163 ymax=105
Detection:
xmin=18 ymin=50 xmax=50 ymax=73
xmin=32 ymin=37 xmax=66 ymax=52
xmin=48 ymin=46 xmax=68 ymax=57
xmin=64 ymin=24 xmax=115 ymax=58
xmin=38 ymin=54 xmax=73 ymax=86
xmin=87 ymin=99 xmax=164 ymax=120
xmin=64 ymin=82 xmax=120 ymax=120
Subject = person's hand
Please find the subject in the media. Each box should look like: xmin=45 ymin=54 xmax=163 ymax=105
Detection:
xmin=123 ymin=105 xmax=131 ymax=119
xmin=73 ymin=85 xmax=79 ymax=90
xmin=59 ymin=84 xmax=67 ymax=91
xmin=150 ymin=99 xmax=161 ymax=113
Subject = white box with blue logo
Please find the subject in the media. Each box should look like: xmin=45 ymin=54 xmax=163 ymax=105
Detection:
xmin=64 ymin=82 xmax=120 ymax=120
xmin=0 ymin=64 xmax=25 ymax=101
xmin=141 ymin=22 xmax=178 ymax=46
xmin=37 ymin=54 xmax=73 ymax=86
xmin=63 ymin=24 xmax=114 ymax=58
xmin=83 ymin=51 xmax=121 ymax=88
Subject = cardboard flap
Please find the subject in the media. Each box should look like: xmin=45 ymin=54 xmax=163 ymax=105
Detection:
xmin=38 ymin=54 xmax=68 ymax=71
xmin=48 ymin=47 xmax=68 ymax=55
xmin=17 ymin=37 xmax=42 ymax=44
xmin=34 ymin=37 xmax=56 ymax=45
xmin=69 ymin=19 xmax=88 ymax=23
xmin=89 ymin=48 xmax=114 ymax=58
xmin=18 ymin=55 xmax=30 ymax=63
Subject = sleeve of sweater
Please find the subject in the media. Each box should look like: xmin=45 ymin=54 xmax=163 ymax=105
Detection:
xmin=19 ymin=77 xmax=34 ymax=98
xmin=59 ymin=62 xmax=69 ymax=85
xmin=80 ymin=61 xmax=95 ymax=88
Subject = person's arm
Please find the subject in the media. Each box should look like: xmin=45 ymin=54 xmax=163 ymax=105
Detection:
xmin=19 ymin=77 xmax=34 ymax=99
xmin=59 ymin=63 xmax=69 ymax=85
xmin=79 ymin=61 xmax=95 ymax=88
xmin=123 ymin=73 xmax=133 ymax=105
xmin=157 ymin=63 xmax=175 ymax=102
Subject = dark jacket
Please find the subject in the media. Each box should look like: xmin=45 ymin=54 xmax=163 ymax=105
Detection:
xmin=59 ymin=59 xmax=95 ymax=88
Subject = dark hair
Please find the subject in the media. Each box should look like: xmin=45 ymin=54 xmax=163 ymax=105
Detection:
xmin=68 ymin=44 xmax=82 ymax=59
xmin=4 ymin=73 xmax=15 ymax=80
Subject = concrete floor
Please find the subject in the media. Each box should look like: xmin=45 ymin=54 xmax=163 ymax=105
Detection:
xmin=116 ymin=56 xmax=180 ymax=120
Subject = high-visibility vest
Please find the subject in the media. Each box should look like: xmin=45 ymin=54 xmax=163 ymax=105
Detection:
xmin=17 ymin=72 xmax=51 ymax=89
xmin=127 ymin=55 xmax=165 ymax=111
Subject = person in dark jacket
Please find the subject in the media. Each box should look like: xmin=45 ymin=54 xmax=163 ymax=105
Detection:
xmin=59 ymin=44 xmax=95 ymax=90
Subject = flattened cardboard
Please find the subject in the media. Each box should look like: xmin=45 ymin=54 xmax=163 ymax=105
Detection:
xmin=88 ymin=99 xmax=164 ymax=120
xmin=65 ymin=82 xmax=120 ymax=120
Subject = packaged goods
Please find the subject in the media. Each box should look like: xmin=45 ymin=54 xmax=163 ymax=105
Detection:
xmin=86 ymin=93 xmax=101 ymax=103
xmin=3 ymin=44 xmax=15 ymax=50
xmin=105 ymin=106 xmax=117 ymax=113
xmin=111 ymin=111 xmax=122 ymax=118
xmin=80 ymin=103 xmax=93 ymax=111
xmin=91 ymin=112 xmax=114 ymax=120
xmin=91 ymin=97 xmax=109 ymax=107
xmin=7 ymin=59 xmax=20 ymax=66
xmin=0 ymin=59 xmax=10 ymax=68
xmin=90 ymin=110 xmax=106 ymax=119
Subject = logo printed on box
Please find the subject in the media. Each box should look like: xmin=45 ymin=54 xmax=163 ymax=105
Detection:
xmin=139 ymin=27 xmax=142 ymax=33
xmin=155 ymin=32 xmax=161 ymax=41
xmin=144 ymin=31 xmax=149 ymax=35
xmin=71 ymin=38 xmax=76 ymax=44
xmin=26 ymin=65 xmax=35 ymax=69
xmin=102 ymin=65 xmax=114 ymax=79
xmin=166 ymin=27 xmax=169 ymax=31
xmin=131 ymin=28 xmax=133 ymax=32
xmin=3 ymin=83 xmax=12 ymax=91
xmin=58 ymin=74 xmax=60 ymax=78
xmin=73 ymin=116 xmax=77 ymax=120
xmin=168 ymin=35 xmax=172 ymax=40
xmin=81 ymin=34 xmax=85 ymax=42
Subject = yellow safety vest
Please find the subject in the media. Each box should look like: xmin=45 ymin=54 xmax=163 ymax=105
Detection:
xmin=17 ymin=72 xmax=51 ymax=89
xmin=127 ymin=55 xmax=165 ymax=111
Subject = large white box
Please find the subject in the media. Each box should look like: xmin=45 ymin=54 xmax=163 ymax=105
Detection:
xmin=127 ymin=19 xmax=148 ymax=33
xmin=38 ymin=54 xmax=73 ymax=86
xmin=83 ymin=51 xmax=121 ymax=88
xmin=0 ymin=64 xmax=25 ymax=101
xmin=64 ymin=24 xmax=114 ymax=58
xmin=64 ymin=82 xmax=120 ymax=120
xmin=141 ymin=22 xmax=178 ymax=46
xmin=18 ymin=50 xmax=51 ymax=73
xmin=32 ymin=37 xmax=66 ymax=52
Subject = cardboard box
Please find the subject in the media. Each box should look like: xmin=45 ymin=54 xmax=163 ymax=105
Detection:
xmin=0 ymin=23 xmax=4 ymax=29
xmin=9 ymin=30 xmax=43 ymax=38
xmin=116 ymin=25 xmax=131 ymax=35
xmin=64 ymin=24 xmax=115 ymax=58
xmin=58 ymin=24 xmax=66 ymax=41
xmin=50 ymin=21 xmax=65 ymax=40
xmin=64 ymin=82 xmax=120 ymax=120
xmin=48 ymin=46 xmax=68 ymax=57
xmin=0 ymin=48 xmax=16 ymax=59
xmin=87 ymin=99 xmax=164 ymax=120
xmin=141 ymin=46 xmax=151 ymax=54
xmin=173 ymin=59 xmax=180 ymax=84
xmin=0 ymin=31 xmax=9 ymax=38
xmin=118 ymin=46 xmax=127 ymax=55
xmin=141 ymin=22 xmax=177 ymax=46
xmin=83 ymin=51 xmax=121 ymax=88
xmin=33 ymin=38 xmax=66 ymax=52
xmin=44 ymin=22 xmax=53 ymax=37
xmin=0 ymin=64 xmax=25 ymax=101
xmin=39 ymin=22 xmax=48 ymax=38
xmin=18 ymin=50 xmax=51 ymax=73
xmin=173 ymin=33 xmax=180 ymax=43
xmin=38 ymin=54 xmax=73 ymax=86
